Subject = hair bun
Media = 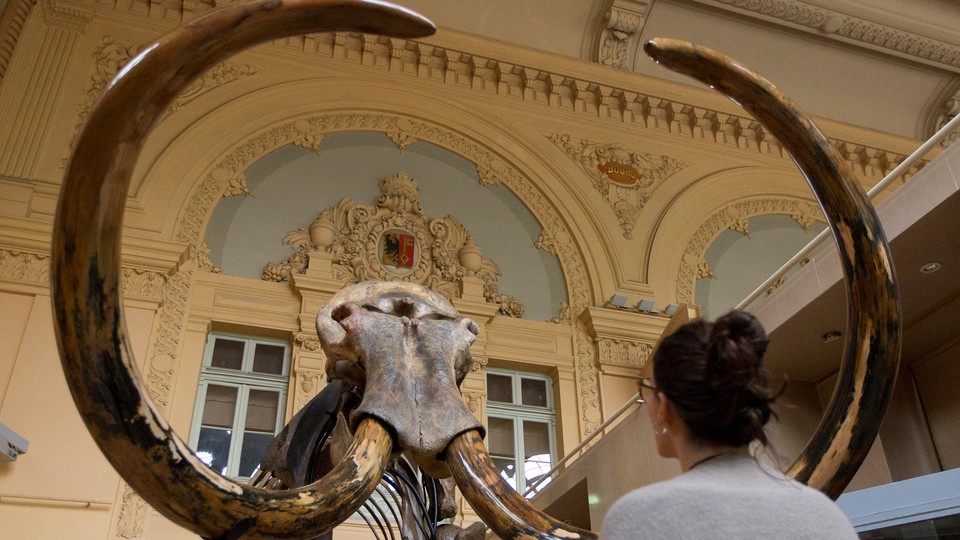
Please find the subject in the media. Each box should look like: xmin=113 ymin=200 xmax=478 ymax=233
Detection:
xmin=707 ymin=311 xmax=769 ymax=378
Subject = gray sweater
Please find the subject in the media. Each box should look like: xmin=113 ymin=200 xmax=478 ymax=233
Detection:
xmin=602 ymin=454 xmax=858 ymax=539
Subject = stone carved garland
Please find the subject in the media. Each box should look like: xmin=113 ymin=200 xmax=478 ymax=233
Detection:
xmin=676 ymin=197 xmax=825 ymax=303
xmin=262 ymin=172 xmax=525 ymax=318
xmin=549 ymin=133 xmax=689 ymax=239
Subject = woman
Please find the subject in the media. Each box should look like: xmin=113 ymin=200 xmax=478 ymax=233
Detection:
xmin=602 ymin=311 xmax=858 ymax=539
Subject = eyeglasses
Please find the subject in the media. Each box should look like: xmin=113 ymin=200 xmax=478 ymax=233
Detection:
xmin=637 ymin=377 xmax=659 ymax=404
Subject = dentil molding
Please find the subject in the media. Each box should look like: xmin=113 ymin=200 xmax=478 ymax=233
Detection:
xmin=691 ymin=0 xmax=960 ymax=72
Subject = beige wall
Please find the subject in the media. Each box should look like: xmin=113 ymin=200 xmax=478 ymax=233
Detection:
xmin=913 ymin=339 xmax=960 ymax=471
xmin=0 ymin=0 xmax=944 ymax=537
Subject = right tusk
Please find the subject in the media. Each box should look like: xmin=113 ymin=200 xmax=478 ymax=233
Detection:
xmin=446 ymin=429 xmax=598 ymax=540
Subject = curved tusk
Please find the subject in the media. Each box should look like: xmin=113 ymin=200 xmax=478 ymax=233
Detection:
xmin=447 ymin=429 xmax=598 ymax=540
xmin=49 ymin=1 xmax=431 ymax=538
xmin=642 ymin=39 xmax=901 ymax=498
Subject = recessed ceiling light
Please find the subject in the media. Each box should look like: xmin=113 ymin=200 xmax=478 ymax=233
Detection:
xmin=920 ymin=262 xmax=942 ymax=274
xmin=822 ymin=331 xmax=842 ymax=343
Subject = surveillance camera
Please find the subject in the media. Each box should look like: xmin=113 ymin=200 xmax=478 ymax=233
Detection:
xmin=0 ymin=423 xmax=29 ymax=462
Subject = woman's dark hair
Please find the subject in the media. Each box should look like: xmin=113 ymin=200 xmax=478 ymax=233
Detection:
xmin=651 ymin=310 xmax=779 ymax=447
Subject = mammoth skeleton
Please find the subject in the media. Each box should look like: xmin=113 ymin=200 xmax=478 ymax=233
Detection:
xmin=50 ymin=1 xmax=900 ymax=539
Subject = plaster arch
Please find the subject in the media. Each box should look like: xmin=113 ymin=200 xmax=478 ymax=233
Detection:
xmin=645 ymin=166 xmax=823 ymax=305
xmin=135 ymin=76 xmax=616 ymax=437
xmin=135 ymin=77 xmax=611 ymax=303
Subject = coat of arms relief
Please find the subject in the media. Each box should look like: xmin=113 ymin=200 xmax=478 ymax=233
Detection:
xmin=262 ymin=173 xmax=525 ymax=317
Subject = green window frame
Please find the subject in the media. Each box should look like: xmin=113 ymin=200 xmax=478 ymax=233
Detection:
xmin=188 ymin=333 xmax=290 ymax=480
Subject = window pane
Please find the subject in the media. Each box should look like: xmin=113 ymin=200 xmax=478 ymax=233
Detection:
xmin=492 ymin=456 xmax=517 ymax=490
xmin=523 ymin=420 xmax=552 ymax=487
xmin=487 ymin=416 xmax=515 ymax=458
xmin=523 ymin=421 xmax=551 ymax=458
xmin=201 ymin=385 xmax=238 ymax=428
xmin=252 ymin=343 xmax=285 ymax=375
xmin=521 ymin=378 xmax=548 ymax=407
xmin=487 ymin=373 xmax=513 ymax=403
xmin=211 ymin=338 xmax=244 ymax=370
xmin=196 ymin=427 xmax=231 ymax=475
xmin=245 ymin=389 xmax=280 ymax=432
xmin=238 ymin=431 xmax=274 ymax=478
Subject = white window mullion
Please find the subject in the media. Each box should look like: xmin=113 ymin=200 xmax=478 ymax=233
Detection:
xmin=227 ymin=384 xmax=249 ymax=478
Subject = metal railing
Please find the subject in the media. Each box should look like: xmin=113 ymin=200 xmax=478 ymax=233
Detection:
xmin=523 ymin=391 xmax=642 ymax=498
xmin=737 ymin=113 xmax=960 ymax=311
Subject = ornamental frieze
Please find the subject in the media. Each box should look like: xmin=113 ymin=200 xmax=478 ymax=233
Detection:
xmin=548 ymin=133 xmax=688 ymax=238
xmin=261 ymin=172 xmax=524 ymax=317
xmin=67 ymin=36 xmax=256 ymax=167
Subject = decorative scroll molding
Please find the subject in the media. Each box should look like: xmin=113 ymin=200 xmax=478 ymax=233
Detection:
xmin=549 ymin=302 xmax=572 ymax=325
xmin=597 ymin=338 xmax=652 ymax=369
xmin=0 ymin=249 xmax=49 ymax=284
xmin=262 ymin=172 xmax=525 ymax=317
xmin=928 ymin=84 xmax=960 ymax=148
xmin=597 ymin=0 xmax=651 ymax=70
xmin=468 ymin=355 xmax=489 ymax=374
xmin=0 ymin=0 xmax=36 ymax=84
xmin=676 ymin=197 xmax=824 ymax=303
xmin=68 ymin=36 xmax=256 ymax=166
xmin=295 ymin=332 xmax=321 ymax=352
xmin=549 ymin=133 xmax=688 ymax=238
xmin=195 ymin=242 xmax=222 ymax=273
xmin=694 ymin=0 xmax=960 ymax=71
xmin=40 ymin=0 xmax=93 ymax=33
xmin=115 ymin=483 xmax=148 ymax=539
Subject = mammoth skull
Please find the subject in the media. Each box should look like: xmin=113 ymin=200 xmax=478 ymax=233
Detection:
xmin=316 ymin=282 xmax=483 ymax=478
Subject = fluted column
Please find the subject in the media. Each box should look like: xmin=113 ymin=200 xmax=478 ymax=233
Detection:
xmin=0 ymin=0 xmax=91 ymax=179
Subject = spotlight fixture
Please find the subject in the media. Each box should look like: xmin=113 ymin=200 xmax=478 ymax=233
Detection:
xmin=663 ymin=304 xmax=680 ymax=316
xmin=920 ymin=262 xmax=941 ymax=274
xmin=822 ymin=331 xmax=842 ymax=343
xmin=636 ymin=299 xmax=657 ymax=313
xmin=606 ymin=294 xmax=629 ymax=309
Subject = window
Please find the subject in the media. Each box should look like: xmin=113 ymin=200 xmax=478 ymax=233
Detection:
xmin=485 ymin=369 xmax=556 ymax=497
xmin=189 ymin=333 xmax=290 ymax=479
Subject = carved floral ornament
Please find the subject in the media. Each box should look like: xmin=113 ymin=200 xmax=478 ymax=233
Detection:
xmin=549 ymin=133 xmax=688 ymax=238
xmin=262 ymin=172 xmax=525 ymax=317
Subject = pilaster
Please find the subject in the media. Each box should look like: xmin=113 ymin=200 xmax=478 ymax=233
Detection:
xmin=579 ymin=305 xmax=668 ymax=419
xmin=0 ymin=1 xmax=91 ymax=179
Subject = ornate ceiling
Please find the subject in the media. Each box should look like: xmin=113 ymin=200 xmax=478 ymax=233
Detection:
xmin=400 ymin=0 xmax=960 ymax=141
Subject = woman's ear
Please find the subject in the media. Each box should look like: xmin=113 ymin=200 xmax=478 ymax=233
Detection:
xmin=657 ymin=393 xmax=677 ymax=429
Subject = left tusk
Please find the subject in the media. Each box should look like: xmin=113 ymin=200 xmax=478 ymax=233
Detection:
xmin=446 ymin=429 xmax=598 ymax=540
xmin=50 ymin=1 xmax=432 ymax=537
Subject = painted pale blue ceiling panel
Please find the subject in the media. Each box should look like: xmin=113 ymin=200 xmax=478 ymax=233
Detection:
xmin=205 ymin=131 xmax=566 ymax=321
